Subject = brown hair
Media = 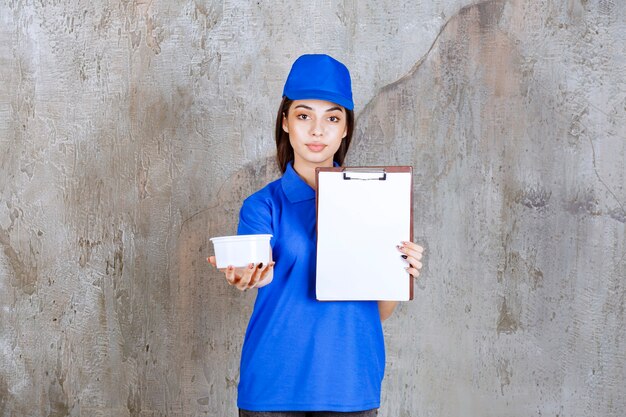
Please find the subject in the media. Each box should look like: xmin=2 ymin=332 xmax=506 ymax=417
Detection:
xmin=274 ymin=96 xmax=354 ymax=174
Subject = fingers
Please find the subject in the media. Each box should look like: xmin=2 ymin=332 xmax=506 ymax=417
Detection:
xmin=234 ymin=263 xmax=257 ymax=290
xmin=219 ymin=261 xmax=276 ymax=291
xmin=245 ymin=262 xmax=276 ymax=289
xmin=247 ymin=262 xmax=274 ymax=289
xmin=397 ymin=241 xmax=424 ymax=260
xmin=235 ymin=262 xmax=277 ymax=291
xmin=207 ymin=256 xmax=229 ymax=273
xmin=402 ymin=255 xmax=423 ymax=270
xmin=398 ymin=241 xmax=425 ymax=279
xmin=406 ymin=266 xmax=420 ymax=278
xmin=259 ymin=261 xmax=275 ymax=282
xmin=225 ymin=265 xmax=238 ymax=285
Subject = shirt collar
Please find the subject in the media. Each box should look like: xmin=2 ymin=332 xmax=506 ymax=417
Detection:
xmin=281 ymin=160 xmax=340 ymax=203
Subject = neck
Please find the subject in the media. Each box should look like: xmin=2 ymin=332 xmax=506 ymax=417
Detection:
xmin=292 ymin=157 xmax=334 ymax=190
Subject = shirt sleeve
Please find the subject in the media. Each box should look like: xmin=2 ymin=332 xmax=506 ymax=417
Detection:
xmin=237 ymin=195 xmax=276 ymax=249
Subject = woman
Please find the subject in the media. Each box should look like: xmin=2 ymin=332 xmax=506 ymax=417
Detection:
xmin=208 ymin=54 xmax=424 ymax=416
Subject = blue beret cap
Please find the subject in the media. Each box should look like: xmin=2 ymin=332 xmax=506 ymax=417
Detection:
xmin=282 ymin=54 xmax=354 ymax=110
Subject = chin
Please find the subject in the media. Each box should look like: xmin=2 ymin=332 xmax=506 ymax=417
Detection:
xmin=297 ymin=157 xmax=327 ymax=167
xmin=306 ymin=153 xmax=333 ymax=164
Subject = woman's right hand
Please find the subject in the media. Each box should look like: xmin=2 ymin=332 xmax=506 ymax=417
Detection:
xmin=207 ymin=256 xmax=275 ymax=291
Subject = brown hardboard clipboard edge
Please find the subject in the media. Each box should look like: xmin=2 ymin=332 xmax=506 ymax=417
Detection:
xmin=315 ymin=165 xmax=414 ymax=301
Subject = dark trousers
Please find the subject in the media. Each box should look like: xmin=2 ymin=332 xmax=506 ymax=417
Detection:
xmin=239 ymin=409 xmax=378 ymax=417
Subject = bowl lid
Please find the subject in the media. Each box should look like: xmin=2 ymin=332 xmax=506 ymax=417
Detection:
xmin=210 ymin=234 xmax=273 ymax=242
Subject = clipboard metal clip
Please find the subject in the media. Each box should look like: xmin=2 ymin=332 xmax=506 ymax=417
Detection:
xmin=342 ymin=168 xmax=387 ymax=181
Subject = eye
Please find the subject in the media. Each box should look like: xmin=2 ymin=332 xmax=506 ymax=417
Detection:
xmin=296 ymin=114 xmax=310 ymax=120
xmin=328 ymin=116 xmax=341 ymax=123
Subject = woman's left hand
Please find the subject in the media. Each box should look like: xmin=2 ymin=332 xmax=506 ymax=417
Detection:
xmin=397 ymin=240 xmax=424 ymax=279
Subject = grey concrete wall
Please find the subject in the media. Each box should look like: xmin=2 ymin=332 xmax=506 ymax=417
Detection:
xmin=0 ymin=0 xmax=624 ymax=416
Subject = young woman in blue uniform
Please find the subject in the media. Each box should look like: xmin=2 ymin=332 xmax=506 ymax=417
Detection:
xmin=208 ymin=54 xmax=424 ymax=416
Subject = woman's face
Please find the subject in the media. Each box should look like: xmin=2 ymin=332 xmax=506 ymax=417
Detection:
xmin=282 ymin=99 xmax=347 ymax=167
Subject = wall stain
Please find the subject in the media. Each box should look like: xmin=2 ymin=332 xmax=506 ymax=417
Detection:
xmin=137 ymin=158 xmax=149 ymax=200
xmin=567 ymin=0 xmax=587 ymax=20
xmin=514 ymin=185 xmax=552 ymax=210
xmin=497 ymin=297 xmax=520 ymax=334
xmin=145 ymin=15 xmax=163 ymax=54
xmin=0 ymin=226 xmax=37 ymax=295
xmin=568 ymin=107 xmax=588 ymax=147
xmin=127 ymin=386 xmax=142 ymax=417
xmin=130 ymin=29 xmax=142 ymax=49
xmin=0 ymin=377 xmax=8 ymax=414
xmin=598 ymin=0 xmax=616 ymax=16
xmin=193 ymin=0 xmax=223 ymax=32
xmin=563 ymin=188 xmax=602 ymax=216
xmin=608 ymin=207 xmax=626 ymax=223
xmin=504 ymin=250 xmax=544 ymax=291
xmin=497 ymin=220 xmax=516 ymax=285
xmin=105 ymin=229 xmax=124 ymax=276
xmin=47 ymin=376 xmax=69 ymax=417
xmin=95 ymin=7 xmax=112 ymax=34
xmin=78 ymin=237 xmax=101 ymax=267
xmin=474 ymin=0 xmax=506 ymax=30
xmin=225 ymin=375 xmax=237 ymax=389
xmin=496 ymin=358 xmax=513 ymax=395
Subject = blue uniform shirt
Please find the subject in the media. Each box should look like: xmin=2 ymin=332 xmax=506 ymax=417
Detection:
xmin=236 ymin=160 xmax=386 ymax=412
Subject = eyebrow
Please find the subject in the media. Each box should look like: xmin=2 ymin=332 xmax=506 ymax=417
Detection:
xmin=294 ymin=104 xmax=344 ymax=113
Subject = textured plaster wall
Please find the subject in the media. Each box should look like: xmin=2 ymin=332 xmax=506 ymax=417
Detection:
xmin=1 ymin=0 xmax=625 ymax=416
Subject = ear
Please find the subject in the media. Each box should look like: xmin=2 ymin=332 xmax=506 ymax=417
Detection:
xmin=282 ymin=112 xmax=289 ymax=133
xmin=342 ymin=124 xmax=347 ymax=139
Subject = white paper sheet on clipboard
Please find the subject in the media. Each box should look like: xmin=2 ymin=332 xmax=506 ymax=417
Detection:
xmin=315 ymin=166 xmax=414 ymax=301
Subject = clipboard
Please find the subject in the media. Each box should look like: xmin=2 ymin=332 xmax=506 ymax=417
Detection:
xmin=315 ymin=166 xmax=414 ymax=301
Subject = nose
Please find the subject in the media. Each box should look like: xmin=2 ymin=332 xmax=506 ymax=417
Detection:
xmin=310 ymin=119 xmax=323 ymax=136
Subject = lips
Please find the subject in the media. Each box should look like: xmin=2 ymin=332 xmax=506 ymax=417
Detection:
xmin=306 ymin=144 xmax=326 ymax=152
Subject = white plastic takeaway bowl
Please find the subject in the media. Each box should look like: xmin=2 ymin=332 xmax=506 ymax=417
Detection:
xmin=209 ymin=234 xmax=273 ymax=269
